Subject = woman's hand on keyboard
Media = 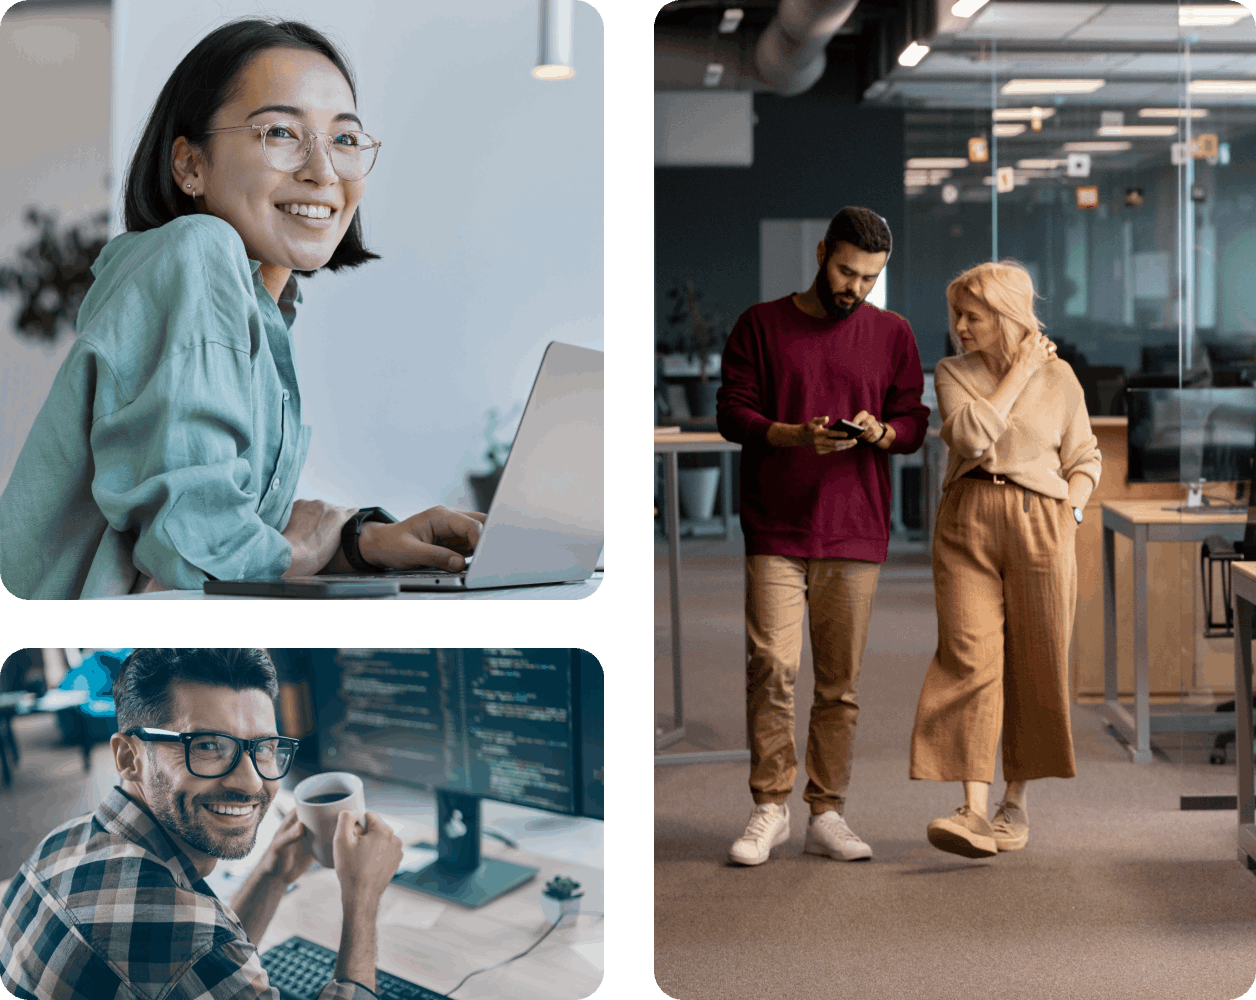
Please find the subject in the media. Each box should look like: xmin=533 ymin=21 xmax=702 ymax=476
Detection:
xmin=357 ymin=506 xmax=488 ymax=572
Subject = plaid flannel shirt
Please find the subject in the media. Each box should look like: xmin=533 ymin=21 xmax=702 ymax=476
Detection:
xmin=0 ymin=787 xmax=370 ymax=1000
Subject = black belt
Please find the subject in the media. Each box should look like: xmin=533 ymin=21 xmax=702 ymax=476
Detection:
xmin=962 ymin=467 xmax=1011 ymax=484
xmin=961 ymin=466 xmax=1034 ymax=511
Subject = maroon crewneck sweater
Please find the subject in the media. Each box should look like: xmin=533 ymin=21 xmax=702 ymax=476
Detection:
xmin=716 ymin=296 xmax=931 ymax=562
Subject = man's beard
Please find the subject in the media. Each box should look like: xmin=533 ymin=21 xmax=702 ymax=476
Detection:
xmin=148 ymin=768 xmax=267 ymax=861
xmin=816 ymin=260 xmax=864 ymax=320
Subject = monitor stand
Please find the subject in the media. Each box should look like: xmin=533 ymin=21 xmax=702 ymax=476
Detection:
xmin=1165 ymin=480 xmax=1248 ymax=514
xmin=391 ymin=789 xmax=538 ymax=908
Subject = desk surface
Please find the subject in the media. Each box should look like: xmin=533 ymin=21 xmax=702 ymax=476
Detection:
xmin=1101 ymin=499 xmax=1251 ymax=525
xmin=654 ymin=430 xmax=739 ymax=451
xmin=103 ymin=575 xmax=602 ymax=601
xmin=1235 ymin=562 xmax=1256 ymax=587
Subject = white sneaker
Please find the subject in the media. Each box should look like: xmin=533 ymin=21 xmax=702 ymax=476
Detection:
xmin=728 ymin=803 xmax=791 ymax=866
xmin=804 ymin=810 xmax=873 ymax=861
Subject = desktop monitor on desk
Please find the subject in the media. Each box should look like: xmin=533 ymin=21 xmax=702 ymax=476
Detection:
xmin=1125 ymin=388 xmax=1256 ymax=506
xmin=306 ymin=649 xmax=603 ymax=907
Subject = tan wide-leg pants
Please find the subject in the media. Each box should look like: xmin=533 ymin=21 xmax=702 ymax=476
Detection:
xmin=910 ymin=478 xmax=1078 ymax=783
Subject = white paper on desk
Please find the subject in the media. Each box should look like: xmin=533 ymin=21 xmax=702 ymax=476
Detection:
xmin=568 ymin=941 xmax=603 ymax=974
xmin=381 ymin=847 xmax=445 ymax=929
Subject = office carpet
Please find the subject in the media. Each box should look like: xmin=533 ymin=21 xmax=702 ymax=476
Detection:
xmin=656 ymin=555 xmax=1256 ymax=1000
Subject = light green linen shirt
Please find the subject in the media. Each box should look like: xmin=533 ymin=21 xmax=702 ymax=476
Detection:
xmin=0 ymin=214 xmax=311 ymax=598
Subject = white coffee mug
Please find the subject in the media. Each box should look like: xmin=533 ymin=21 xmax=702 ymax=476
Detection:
xmin=293 ymin=772 xmax=366 ymax=869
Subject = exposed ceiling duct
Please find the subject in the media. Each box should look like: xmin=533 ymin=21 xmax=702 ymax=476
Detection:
xmin=656 ymin=0 xmax=862 ymax=96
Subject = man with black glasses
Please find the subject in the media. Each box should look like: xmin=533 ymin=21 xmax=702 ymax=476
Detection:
xmin=0 ymin=649 xmax=403 ymax=1000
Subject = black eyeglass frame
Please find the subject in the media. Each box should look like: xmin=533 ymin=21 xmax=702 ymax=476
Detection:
xmin=125 ymin=727 xmax=300 ymax=780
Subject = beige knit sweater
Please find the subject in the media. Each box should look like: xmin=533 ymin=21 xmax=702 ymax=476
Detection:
xmin=936 ymin=352 xmax=1102 ymax=509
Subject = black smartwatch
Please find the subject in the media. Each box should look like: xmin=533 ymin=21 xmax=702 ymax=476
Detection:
xmin=340 ymin=506 xmax=397 ymax=572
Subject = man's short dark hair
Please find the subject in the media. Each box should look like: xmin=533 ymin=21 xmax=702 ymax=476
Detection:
xmin=824 ymin=207 xmax=893 ymax=257
xmin=123 ymin=18 xmax=379 ymax=275
xmin=112 ymin=649 xmax=280 ymax=733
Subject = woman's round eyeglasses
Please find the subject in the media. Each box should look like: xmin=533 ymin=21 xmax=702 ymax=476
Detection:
xmin=126 ymin=727 xmax=299 ymax=780
xmin=203 ymin=121 xmax=381 ymax=181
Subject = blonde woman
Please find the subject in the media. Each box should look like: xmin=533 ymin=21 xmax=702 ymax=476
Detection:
xmin=910 ymin=261 xmax=1101 ymax=857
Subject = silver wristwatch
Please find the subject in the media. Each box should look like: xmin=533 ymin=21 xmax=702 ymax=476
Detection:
xmin=1073 ymin=506 xmax=1084 ymax=524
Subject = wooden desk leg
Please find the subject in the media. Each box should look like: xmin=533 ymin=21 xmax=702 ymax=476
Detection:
xmin=1236 ymin=596 xmax=1255 ymax=867
xmin=656 ymin=452 xmax=686 ymax=751
xmin=1132 ymin=524 xmax=1153 ymax=763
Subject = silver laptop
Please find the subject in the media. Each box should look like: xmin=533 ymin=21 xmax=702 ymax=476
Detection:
xmin=304 ymin=341 xmax=603 ymax=591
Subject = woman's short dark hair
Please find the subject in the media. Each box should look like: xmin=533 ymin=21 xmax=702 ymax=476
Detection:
xmin=113 ymin=649 xmax=280 ymax=733
xmin=123 ymin=18 xmax=379 ymax=275
xmin=824 ymin=206 xmax=893 ymax=258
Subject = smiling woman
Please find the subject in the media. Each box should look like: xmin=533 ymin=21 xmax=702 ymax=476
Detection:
xmin=125 ymin=21 xmax=379 ymax=287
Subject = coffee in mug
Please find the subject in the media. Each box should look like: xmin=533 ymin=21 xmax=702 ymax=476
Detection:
xmin=293 ymin=772 xmax=366 ymax=868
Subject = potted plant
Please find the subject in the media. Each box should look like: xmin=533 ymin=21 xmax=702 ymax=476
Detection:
xmin=540 ymin=875 xmax=584 ymax=927
xmin=465 ymin=404 xmax=520 ymax=512
xmin=658 ymin=277 xmax=733 ymax=520
xmin=659 ymin=280 xmax=728 ymax=418
xmin=0 ymin=206 xmax=109 ymax=344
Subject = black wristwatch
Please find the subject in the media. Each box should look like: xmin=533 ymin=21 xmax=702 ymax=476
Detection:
xmin=340 ymin=506 xmax=397 ymax=572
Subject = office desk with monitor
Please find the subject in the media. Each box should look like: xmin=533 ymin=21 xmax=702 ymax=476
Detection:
xmin=1100 ymin=500 xmax=1249 ymax=762
xmin=1229 ymin=562 xmax=1256 ymax=875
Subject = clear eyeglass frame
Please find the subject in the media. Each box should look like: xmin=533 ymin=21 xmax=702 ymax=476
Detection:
xmin=125 ymin=727 xmax=300 ymax=780
xmin=201 ymin=120 xmax=382 ymax=181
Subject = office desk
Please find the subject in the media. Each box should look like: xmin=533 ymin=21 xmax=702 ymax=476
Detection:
xmin=102 ymin=574 xmax=602 ymax=601
xmin=654 ymin=431 xmax=743 ymax=756
xmin=1101 ymin=500 xmax=1248 ymax=762
xmin=1230 ymin=562 xmax=1256 ymax=874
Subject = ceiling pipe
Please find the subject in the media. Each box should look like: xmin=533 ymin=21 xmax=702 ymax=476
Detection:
xmin=655 ymin=0 xmax=859 ymax=96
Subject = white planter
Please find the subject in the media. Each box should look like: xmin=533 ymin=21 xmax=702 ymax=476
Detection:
xmin=678 ymin=467 xmax=721 ymax=521
xmin=540 ymin=893 xmax=582 ymax=927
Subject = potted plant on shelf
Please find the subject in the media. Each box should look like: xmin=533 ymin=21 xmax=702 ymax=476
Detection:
xmin=540 ymin=875 xmax=584 ymax=927
xmin=466 ymin=404 xmax=520 ymax=512
xmin=658 ymin=277 xmax=733 ymax=522
xmin=659 ymin=280 xmax=728 ymax=418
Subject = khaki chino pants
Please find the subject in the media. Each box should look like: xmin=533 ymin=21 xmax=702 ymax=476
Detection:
xmin=910 ymin=477 xmax=1078 ymax=784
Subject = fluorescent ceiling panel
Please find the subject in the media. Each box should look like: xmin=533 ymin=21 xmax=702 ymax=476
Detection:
xmin=1191 ymin=79 xmax=1256 ymax=93
xmin=1139 ymin=107 xmax=1209 ymax=118
xmin=1001 ymin=78 xmax=1106 ymax=94
xmin=994 ymin=107 xmax=1057 ymax=120
xmin=964 ymin=2 xmax=1103 ymax=38
xmin=994 ymin=122 xmax=1027 ymax=136
xmin=1063 ymin=141 xmax=1132 ymax=151
xmin=1097 ymin=125 xmax=1179 ymax=136
xmin=1115 ymin=52 xmax=1238 ymax=74
xmin=906 ymin=157 xmax=971 ymax=168
xmin=1179 ymin=4 xmax=1251 ymax=25
xmin=1067 ymin=4 xmax=1178 ymax=41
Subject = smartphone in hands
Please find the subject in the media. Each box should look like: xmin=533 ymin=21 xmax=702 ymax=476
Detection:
xmin=835 ymin=418 xmax=866 ymax=439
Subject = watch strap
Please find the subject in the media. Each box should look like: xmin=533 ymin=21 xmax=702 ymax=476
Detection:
xmin=340 ymin=506 xmax=397 ymax=572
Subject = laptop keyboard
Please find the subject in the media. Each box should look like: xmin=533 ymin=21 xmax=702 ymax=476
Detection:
xmin=260 ymin=936 xmax=452 ymax=1000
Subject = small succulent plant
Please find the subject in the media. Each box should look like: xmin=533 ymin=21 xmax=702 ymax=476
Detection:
xmin=543 ymin=875 xmax=583 ymax=900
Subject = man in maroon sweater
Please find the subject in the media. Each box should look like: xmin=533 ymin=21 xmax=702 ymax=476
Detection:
xmin=717 ymin=207 xmax=930 ymax=866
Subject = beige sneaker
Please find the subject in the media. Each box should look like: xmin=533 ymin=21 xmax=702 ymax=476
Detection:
xmin=990 ymin=800 xmax=1029 ymax=851
xmin=927 ymin=805 xmax=997 ymax=858
xmin=728 ymin=803 xmax=790 ymax=866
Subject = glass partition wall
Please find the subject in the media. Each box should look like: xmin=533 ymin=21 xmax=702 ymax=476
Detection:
xmin=880 ymin=1 xmax=1256 ymax=802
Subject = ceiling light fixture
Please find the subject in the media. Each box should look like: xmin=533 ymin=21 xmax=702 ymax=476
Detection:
xmin=1097 ymin=125 xmax=1179 ymax=137
xmin=1001 ymin=79 xmax=1106 ymax=95
xmin=898 ymin=41 xmax=930 ymax=67
xmin=703 ymin=63 xmax=725 ymax=87
xmin=906 ymin=157 xmax=970 ymax=169
xmin=1063 ymin=141 xmax=1132 ymax=152
xmin=994 ymin=123 xmax=1027 ymax=137
xmin=1018 ymin=158 xmax=1066 ymax=169
xmin=1139 ymin=107 xmax=1209 ymax=118
xmin=951 ymin=0 xmax=991 ymax=17
xmin=533 ymin=0 xmax=575 ymax=80
xmin=993 ymin=107 xmax=1057 ymax=121
xmin=1190 ymin=80 xmax=1256 ymax=94
xmin=1179 ymin=4 xmax=1251 ymax=26
xmin=718 ymin=8 xmax=744 ymax=33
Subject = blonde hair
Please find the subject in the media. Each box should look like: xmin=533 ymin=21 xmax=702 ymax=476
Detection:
xmin=946 ymin=260 xmax=1044 ymax=361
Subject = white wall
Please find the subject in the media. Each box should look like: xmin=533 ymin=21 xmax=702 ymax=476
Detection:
xmin=2 ymin=0 xmax=603 ymax=515
xmin=0 ymin=3 xmax=112 ymax=492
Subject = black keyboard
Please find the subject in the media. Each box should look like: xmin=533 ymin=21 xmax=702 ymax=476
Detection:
xmin=259 ymin=936 xmax=452 ymax=1000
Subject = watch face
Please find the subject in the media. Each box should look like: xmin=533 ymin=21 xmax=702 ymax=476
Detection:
xmin=1073 ymin=507 xmax=1084 ymax=523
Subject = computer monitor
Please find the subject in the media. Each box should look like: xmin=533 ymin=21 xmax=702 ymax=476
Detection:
xmin=1125 ymin=388 xmax=1256 ymax=493
xmin=305 ymin=649 xmax=603 ymax=906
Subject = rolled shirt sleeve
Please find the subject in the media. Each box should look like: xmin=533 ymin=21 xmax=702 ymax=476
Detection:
xmin=0 ymin=213 xmax=306 ymax=596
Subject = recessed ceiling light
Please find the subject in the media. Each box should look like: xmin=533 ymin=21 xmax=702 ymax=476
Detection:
xmin=1139 ymin=107 xmax=1209 ymax=118
xmin=994 ymin=123 xmax=1027 ymax=137
xmin=1063 ymin=141 xmax=1132 ymax=152
xmin=1190 ymin=80 xmax=1256 ymax=94
xmin=906 ymin=157 xmax=970 ymax=169
xmin=1179 ymin=4 xmax=1251 ymax=26
xmin=1002 ymin=79 xmax=1106 ymax=95
xmin=703 ymin=63 xmax=725 ymax=87
xmin=950 ymin=0 xmax=991 ymax=16
xmin=718 ymin=8 xmax=744 ymax=33
xmin=898 ymin=42 xmax=930 ymax=68
xmin=1097 ymin=125 xmax=1179 ymax=137
xmin=1018 ymin=158 xmax=1066 ymax=169
xmin=993 ymin=108 xmax=1057 ymax=121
